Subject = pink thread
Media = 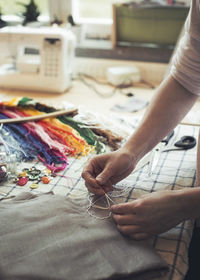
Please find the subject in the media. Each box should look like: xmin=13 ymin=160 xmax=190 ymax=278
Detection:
xmin=2 ymin=109 xmax=68 ymax=172
xmin=2 ymin=109 xmax=73 ymax=155
xmin=53 ymin=173 xmax=75 ymax=189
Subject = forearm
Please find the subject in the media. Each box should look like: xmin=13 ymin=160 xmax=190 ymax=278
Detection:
xmin=123 ymin=75 xmax=198 ymax=162
xmin=176 ymin=187 xmax=200 ymax=220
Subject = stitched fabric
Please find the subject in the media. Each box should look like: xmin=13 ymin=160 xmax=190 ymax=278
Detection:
xmin=0 ymin=192 xmax=168 ymax=280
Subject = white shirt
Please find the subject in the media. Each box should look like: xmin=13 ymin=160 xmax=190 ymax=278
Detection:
xmin=171 ymin=0 xmax=200 ymax=96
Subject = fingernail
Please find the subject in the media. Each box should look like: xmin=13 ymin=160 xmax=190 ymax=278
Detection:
xmin=96 ymin=176 xmax=104 ymax=185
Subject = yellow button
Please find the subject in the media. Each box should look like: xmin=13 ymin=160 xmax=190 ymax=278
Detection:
xmin=30 ymin=183 xmax=38 ymax=189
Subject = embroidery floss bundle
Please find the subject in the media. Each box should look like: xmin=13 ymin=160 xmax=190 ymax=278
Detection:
xmin=0 ymin=113 xmax=68 ymax=172
xmin=2 ymin=98 xmax=105 ymax=141
xmin=74 ymin=107 xmax=130 ymax=150
xmin=0 ymin=97 xmax=109 ymax=172
xmin=0 ymin=124 xmax=28 ymax=161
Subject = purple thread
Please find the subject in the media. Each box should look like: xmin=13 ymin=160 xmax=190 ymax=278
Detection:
xmin=0 ymin=113 xmax=67 ymax=170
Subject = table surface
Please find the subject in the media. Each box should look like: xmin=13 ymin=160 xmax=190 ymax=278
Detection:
xmin=0 ymin=77 xmax=200 ymax=280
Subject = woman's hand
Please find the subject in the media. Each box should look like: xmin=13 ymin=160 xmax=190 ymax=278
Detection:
xmin=82 ymin=149 xmax=136 ymax=195
xmin=111 ymin=190 xmax=188 ymax=240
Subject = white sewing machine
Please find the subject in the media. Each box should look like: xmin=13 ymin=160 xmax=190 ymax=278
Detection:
xmin=0 ymin=26 xmax=76 ymax=93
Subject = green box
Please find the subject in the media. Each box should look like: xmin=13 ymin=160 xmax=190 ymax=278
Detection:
xmin=115 ymin=4 xmax=189 ymax=46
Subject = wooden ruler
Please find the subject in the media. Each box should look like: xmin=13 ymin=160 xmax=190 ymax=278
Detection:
xmin=0 ymin=108 xmax=78 ymax=124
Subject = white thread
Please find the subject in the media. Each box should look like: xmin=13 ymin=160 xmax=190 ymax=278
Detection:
xmin=86 ymin=192 xmax=116 ymax=220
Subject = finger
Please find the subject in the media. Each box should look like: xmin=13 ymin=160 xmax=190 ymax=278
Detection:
xmin=102 ymin=182 xmax=114 ymax=193
xmin=82 ymin=166 xmax=102 ymax=188
xmin=85 ymin=181 xmax=105 ymax=195
xmin=111 ymin=202 xmax=137 ymax=215
xmin=83 ymin=174 xmax=101 ymax=189
xmin=113 ymin=214 xmax=138 ymax=225
xmin=129 ymin=233 xmax=151 ymax=241
xmin=82 ymin=168 xmax=95 ymax=182
xmin=96 ymin=166 xmax=113 ymax=185
xmin=82 ymin=157 xmax=102 ymax=179
xmin=117 ymin=224 xmax=142 ymax=235
xmin=86 ymin=175 xmax=114 ymax=194
xmin=84 ymin=178 xmax=113 ymax=195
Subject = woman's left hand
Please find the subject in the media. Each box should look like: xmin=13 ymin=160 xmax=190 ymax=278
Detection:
xmin=111 ymin=190 xmax=188 ymax=240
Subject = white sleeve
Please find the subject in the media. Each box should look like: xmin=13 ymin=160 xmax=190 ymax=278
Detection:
xmin=170 ymin=0 xmax=200 ymax=96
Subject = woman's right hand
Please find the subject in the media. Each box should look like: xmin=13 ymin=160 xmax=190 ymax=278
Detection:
xmin=82 ymin=148 xmax=136 ymax=195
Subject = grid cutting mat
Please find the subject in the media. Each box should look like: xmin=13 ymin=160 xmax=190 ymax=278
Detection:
xmin=0 ymin=124 xmax=198 ymax=280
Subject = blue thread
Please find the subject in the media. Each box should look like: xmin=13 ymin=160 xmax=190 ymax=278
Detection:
xmin=0 ymin=113 xmax=67 ymax=165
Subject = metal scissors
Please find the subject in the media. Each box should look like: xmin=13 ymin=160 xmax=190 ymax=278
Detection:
xmin=134 ymin=130 xmax=174 ymax=173
xmin=148 ymin=131 xmax=196 ymax=175
xmin=163 ymin=135 xmax=196 ymax=152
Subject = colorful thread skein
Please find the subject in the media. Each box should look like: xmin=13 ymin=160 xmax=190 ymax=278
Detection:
xmin=0 ymin=97 xmax=107 ymax=172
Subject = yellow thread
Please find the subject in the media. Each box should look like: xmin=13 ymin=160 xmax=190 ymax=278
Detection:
xmin=10 ymin=107 xmax=93 ymax=157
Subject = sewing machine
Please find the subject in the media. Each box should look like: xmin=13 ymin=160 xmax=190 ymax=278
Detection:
xmin=0 ymin=26 xmax=76 ymax=93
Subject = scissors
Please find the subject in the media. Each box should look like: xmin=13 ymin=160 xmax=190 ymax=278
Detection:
xmin=134 ymin=131 xmax=175 ymax=173
xmin=163 ymin=135 xmax=196 ymax=152
xmin=148 ymin=131 xmax=196 ymax=175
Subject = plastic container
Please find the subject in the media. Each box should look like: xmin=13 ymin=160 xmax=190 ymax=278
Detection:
xmin=0 ymin=152 xmax=16 ymax=182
